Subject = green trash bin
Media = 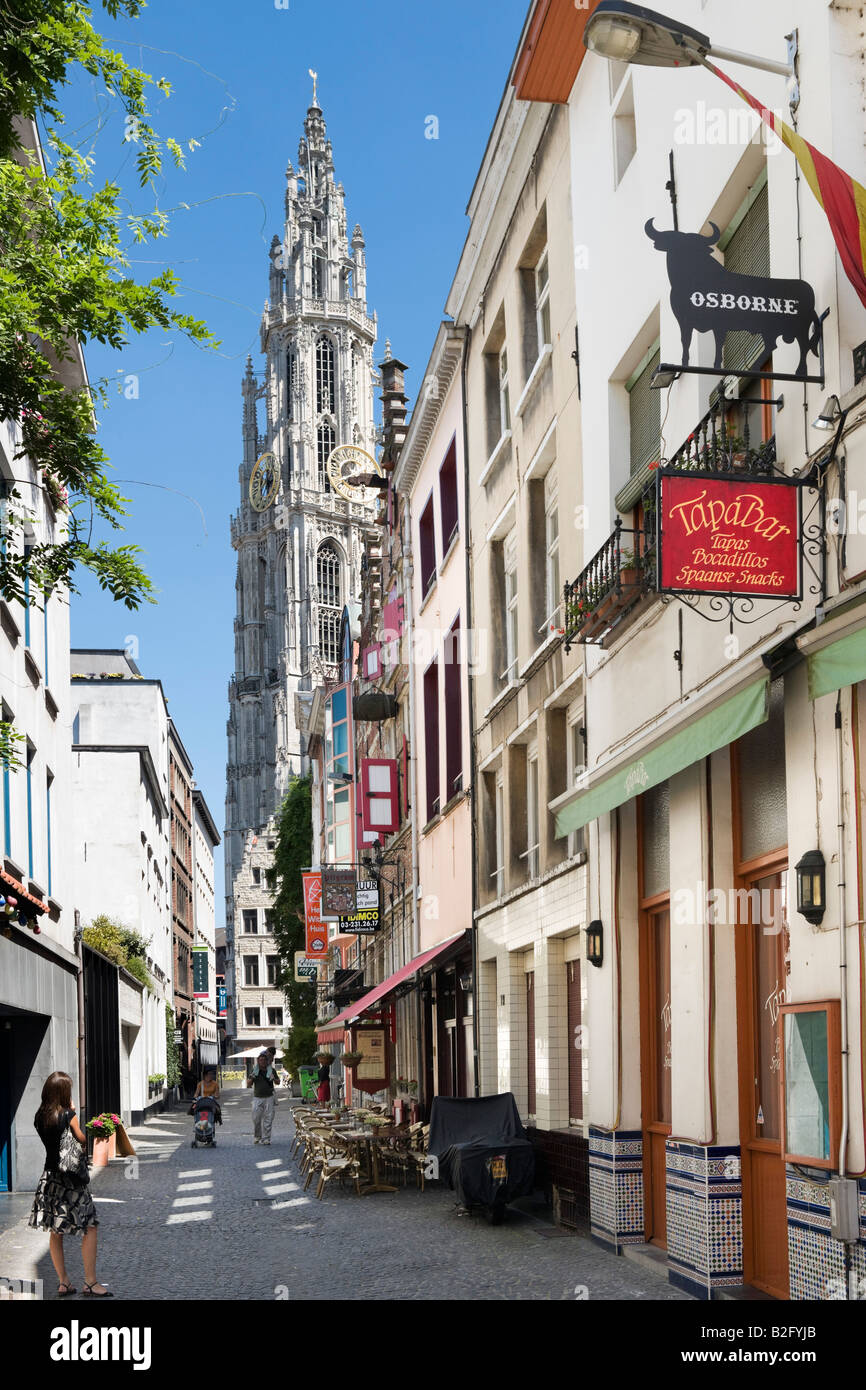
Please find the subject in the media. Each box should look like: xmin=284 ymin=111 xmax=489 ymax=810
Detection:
xmin=298 ymin=1065 xmax=319 ymax=1102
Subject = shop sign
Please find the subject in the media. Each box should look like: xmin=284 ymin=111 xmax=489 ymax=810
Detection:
xmin=646 ymin=218 xmax=824 ymax=382
xmin=192 ymin=946 xmax=209 ymax=999
xmin=338 ymin=878 xmax=380 ymax=935
xmin=659 ymin=473 xmax=800 ymax=600
xmin=294 ymin=951 xmax=319 ymax=984
xmin=302 ymin=871 xmax=328 ymax=957
xmin=321 ymin=866 xmax=357 ymax=920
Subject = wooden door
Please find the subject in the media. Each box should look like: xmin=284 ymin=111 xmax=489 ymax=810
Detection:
xmin=640 ymin=904 xmax=672 ymax=1248
xmin=736 ymin=864 xmax=790 ymax=1298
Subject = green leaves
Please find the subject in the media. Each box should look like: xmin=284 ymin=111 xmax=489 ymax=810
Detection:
xmin=0 ymin=1 xmax=217 ymax=610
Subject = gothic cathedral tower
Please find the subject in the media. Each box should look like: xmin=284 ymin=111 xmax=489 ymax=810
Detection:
xmin=224 ymin=83 xmax=378 ymax=934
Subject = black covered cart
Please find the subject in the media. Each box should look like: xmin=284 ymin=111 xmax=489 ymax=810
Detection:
xmin=429 ymin=1092 xmax=535 ymax=1224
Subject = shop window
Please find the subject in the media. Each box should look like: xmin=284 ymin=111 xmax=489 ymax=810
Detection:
xmin=641 ymin=780 xmax=670 ymax=898
xmin=736 ymin=677 xmax=787 ymax=862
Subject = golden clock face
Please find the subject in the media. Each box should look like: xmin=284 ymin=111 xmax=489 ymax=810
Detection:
xmin=325 ymin=444 xmax=383 ymax=504
xmin=249 ymin=452 xmax=280 ymax=512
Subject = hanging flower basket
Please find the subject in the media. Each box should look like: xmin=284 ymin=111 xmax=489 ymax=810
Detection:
xmin=316 ymin=1051 xmax=334 ymax=1065
xmin=342 ymin=1051 xmax=363 ymax=1068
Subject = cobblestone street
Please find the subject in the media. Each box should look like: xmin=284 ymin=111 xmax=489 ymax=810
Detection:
xmin=0 ymin=1087 xmax=690 ymax=1302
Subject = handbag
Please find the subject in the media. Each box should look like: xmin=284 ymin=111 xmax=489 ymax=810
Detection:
xmin=57 ymin=1120 xmax=89 ymax=1185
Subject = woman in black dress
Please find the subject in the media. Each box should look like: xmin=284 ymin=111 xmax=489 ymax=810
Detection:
xmin=29 ymin=1071 xmax=111 ymax=1297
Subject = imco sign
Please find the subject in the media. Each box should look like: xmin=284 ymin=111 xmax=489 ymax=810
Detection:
xmin=659 ymin=475 xmax=800 ymax=600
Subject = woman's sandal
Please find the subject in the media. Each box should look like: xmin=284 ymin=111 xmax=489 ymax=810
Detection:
xmin=58 ymin=1282 xmax=76 ymax=1297
xmin=82 ymin=1281 xmax=113 ymax=1297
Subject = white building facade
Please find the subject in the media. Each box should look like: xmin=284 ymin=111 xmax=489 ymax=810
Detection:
xmin=192 ymin=788 xmax=221 ymax=1071
xmin=518 ymin=0 xmax=866 ymax=1299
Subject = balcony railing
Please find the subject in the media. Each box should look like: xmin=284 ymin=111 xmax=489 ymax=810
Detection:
xmin=564 ymin=396 xmax=777 ymax=651
xmin=564 ymin=518 xmax=653 ymax=650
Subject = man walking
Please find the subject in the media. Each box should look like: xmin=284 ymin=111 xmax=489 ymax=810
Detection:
xmin=246 ymin=1051 xmax=280 ymax=1144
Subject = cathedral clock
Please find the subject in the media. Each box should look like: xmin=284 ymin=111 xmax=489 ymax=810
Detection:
xmin=326 ymin=444 xmax=383 ymax=504
xmin=249 ymin=452 xmax=280 ymax=512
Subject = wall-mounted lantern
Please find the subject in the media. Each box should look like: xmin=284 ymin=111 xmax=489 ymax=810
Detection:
xmin=795 ymin=849 xmax=826 ymax=925
xmin=586 ymin=920 xmax=604 ymax=968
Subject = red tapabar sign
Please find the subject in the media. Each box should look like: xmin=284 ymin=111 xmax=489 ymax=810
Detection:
xmin=660 ymin=474 xmax=800 ymax=598
xmin=302 ymin=871 xmax=329 ymax=957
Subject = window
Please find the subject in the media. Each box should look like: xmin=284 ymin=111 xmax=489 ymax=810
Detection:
xmin=535 ymin=248 xmax=551 ymax=351
xmin=324 ymin=685 xmax=353 ymax=862
xmin=439 ymin=439 xmax=459 ymax=552
xmin=317 ymin=422 xmax=335 ymax=491
xmin=313 ymin=246 xmax=326 ymax=299
xmin=503 ymin=530 xmax=518 ymax=684
xmin=419 ymin=494 xmax=436 ymax=597
xmin=544 ymin=470 xmax=560 ymax=634
xmin=287 ymin=350 xmax=296 ymax=419
xmin=566 ymin=715 xmax=586 ymax=859
xmin=722 ymin=179 xmax=770 ymax=376
xmin=317 ymin=542 xmax=342 ymax=665
xmin=268 ymin=1007 xmax=284 ymax=1027
xmin=423 ymin=659 xmax=440 ymax=823
xmin=498 ymin=346 xmax=511 ymax=435
xmin=23 ymin=548 xmax=32 ymax=649
xmin=316 ymin=336 xmax=335 ymax=413
xmin=483 ymin=769 xmax=505 ymax=899
xmin=45 ymin=769 xmax=53 ymax=897
xmin=263 ymin=909 xmax=274 ymax=933
xmin=525 ymin=747 xmax=539 ymax=880
xmin=267 ymin=955 xmax=280 ymax=985
xmin=2 ymin=700 xmax=12 ymax=857
xmin=25 ymin=742 xmax=34 ymax=879
xmin=242 ymin=910 xmax=258 ymax=934
xmin=252 ymin=867 xmax=261 ymax=885
xmin=613 ymin=77 xmax=637 ymax=186
xmin=628 ymin=344 xmax=661 ymax=476
xmin=244 ymin=1007 xmax=261 ymax=1028
xmin=444 ymin=617 xmax=462 ymax=801
xmin=43 ymin=590 xmax=49 ymax=688
xmin=244 ymin=957 xmax=259 ymax=986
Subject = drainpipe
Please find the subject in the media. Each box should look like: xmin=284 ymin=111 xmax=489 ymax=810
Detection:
xmin=74 ymin=909 xmax=86 ymax=1119
xmin=836 ymin=697 xmax=850 ymax=1178
xmin=401 ymin=492 xmax=424 ymax=1101
xmin=460 ymin=325 xmax=480 ymax=1096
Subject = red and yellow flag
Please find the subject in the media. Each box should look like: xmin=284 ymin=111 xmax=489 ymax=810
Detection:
xmin=706 ymin=60 xmax=866 ymax=312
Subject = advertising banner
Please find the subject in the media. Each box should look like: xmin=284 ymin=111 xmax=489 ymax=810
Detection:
xmin=192 ymin=946 xmax=209 ymax=999
xmin=294 ymin=951 xmax=319 ymax=984
xmin=659 ymin=473 xmax=800 ymax=600
xmin=302 ymin=871 xmax=329 ymax=956
xmin=216 ymin=981 xmax=227 ymax=1019
xmin=338 ymin=877 xmax=380 ymax=935
xmin=321 ymin=866 xmax=357 ymax=920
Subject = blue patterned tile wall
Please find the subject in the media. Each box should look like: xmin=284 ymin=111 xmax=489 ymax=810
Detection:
xmin=786 ymin=1172 xmax=866 ymax=1301
xmin=589 ymin=1126 xmax=644 ymax=1252
xmin=666 ymin=1142 xmax=743 ymax=1300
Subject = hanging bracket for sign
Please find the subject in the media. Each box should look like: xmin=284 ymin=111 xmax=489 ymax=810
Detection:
xmin=655 ymin=466 xmax=824 ymax=632
xmin=645 ymin=212 xmax=829 ymax=387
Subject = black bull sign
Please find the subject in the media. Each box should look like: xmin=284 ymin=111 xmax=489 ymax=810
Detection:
xmin=646 ymin=219 xmax=823 ymax=378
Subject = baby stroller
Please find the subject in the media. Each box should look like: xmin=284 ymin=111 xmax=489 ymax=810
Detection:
xmin=191 ymin=1095 xmax=218 ymax=1148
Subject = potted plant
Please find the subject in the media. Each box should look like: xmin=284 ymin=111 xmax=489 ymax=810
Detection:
xmin=147 ymin=1073 xmax=165 ymax=1096
xmin=87 ymin=1112 xmax=120 ymax=1165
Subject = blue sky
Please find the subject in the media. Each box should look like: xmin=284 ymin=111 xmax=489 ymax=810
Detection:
xmin=63 ymin=0 xmax=529 ymax=922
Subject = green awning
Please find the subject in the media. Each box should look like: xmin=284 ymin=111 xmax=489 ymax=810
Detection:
xmin=554 ymin=677 xmax=769 ymax=837
xmin=807 ymin=628 xmax=866 ymax=700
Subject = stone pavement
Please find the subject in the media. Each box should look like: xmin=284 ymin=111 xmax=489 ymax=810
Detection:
xmin=0 ymin=1085 xmax=690 ymax=1301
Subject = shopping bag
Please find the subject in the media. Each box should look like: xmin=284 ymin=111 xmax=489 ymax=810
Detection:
xmin=114 ymin=1122 xmax=136 ymax=1158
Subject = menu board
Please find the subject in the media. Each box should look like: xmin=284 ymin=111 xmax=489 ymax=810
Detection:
xmin=784 ymin=1010 xmax=830 ymax=1161
xmin=350 ymin=1026 xmax=388 ymax=1094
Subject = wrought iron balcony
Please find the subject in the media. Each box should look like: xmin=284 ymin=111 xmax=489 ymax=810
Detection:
xmin=564 ymin=394 xmax=778 ymax=651
xmin=564 ymin=517 xmax=655 ymax=650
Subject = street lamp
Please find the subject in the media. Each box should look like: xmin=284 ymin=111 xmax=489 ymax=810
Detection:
xmin=584 ymin=2 xmax=794 ymax=79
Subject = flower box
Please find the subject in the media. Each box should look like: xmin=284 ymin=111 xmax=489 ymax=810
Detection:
xmin=91 ymin=1132 xmax=116 ymax=1167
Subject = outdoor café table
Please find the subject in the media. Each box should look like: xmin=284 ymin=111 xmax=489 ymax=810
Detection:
xmin=338 ymin=1129 xmax=397 ymax=1194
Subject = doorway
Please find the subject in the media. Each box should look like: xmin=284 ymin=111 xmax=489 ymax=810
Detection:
xmin=637 ymin=782 xmax=671 ymax=1249
xmin=735 ymin=863 xmax=790 ymax=1298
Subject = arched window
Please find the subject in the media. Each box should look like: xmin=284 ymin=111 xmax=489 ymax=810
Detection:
xmin=286 ymin=350 xmax=295 ymax=420
xmin=317 ymin=542 xmax=342 ymax=665
xmin=316 ymin=337 xmax=335 ymax=413
xmin=317 ymin=421 xmax=335 ymax=491
xmin=317 ymin=542 xmax=341 ymax=609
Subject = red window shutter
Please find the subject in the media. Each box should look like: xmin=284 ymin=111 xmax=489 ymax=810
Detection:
xmin=360 ymin=758 xmax=399 ymax=834
xmin=362 ymin=643 xmax=381 ymax=680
